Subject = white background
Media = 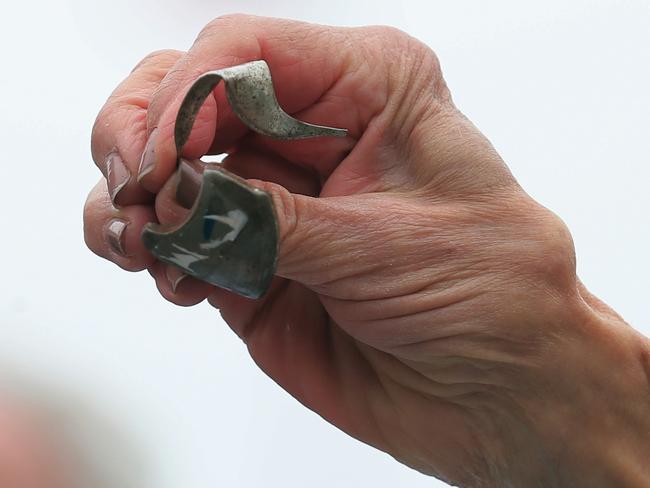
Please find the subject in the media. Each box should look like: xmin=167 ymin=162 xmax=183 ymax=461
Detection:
xmin=0 ymin=1 xmax=648 ymax=486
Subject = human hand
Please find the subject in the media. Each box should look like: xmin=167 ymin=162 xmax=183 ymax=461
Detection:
xmin=84 ymin=14 xmax=650 ymax=487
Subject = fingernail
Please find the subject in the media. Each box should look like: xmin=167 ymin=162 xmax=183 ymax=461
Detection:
xmin=106 ymin=219 xmax=129 ymax=257
xmin=138 ymin=128 xmax=159 ymax=181
xmin=106 ymin=152 xmax=131 ymax=203
xmin=176 ymin=158 xmax=203 ymax=209
xmin=165 ymin=265 xmax=188 ymax=293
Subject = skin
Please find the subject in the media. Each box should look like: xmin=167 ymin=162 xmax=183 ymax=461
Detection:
xmin=0 ymin=401 xmax=71 ymax=488
xmin=84 ymin=14 xmax=650 ymax=487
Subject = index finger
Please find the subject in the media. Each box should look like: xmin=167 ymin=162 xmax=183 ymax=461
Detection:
xmin=137 ymin=14 xmax=409 ymax=192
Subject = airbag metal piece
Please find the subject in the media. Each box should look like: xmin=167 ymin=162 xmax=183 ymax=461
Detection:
xmin=141 ymin=60 xmax=347 ymax=299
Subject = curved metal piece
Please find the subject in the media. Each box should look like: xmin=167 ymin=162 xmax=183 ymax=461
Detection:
xmin=175 ymin=60 xmax=347 ymax=152
xmin=142 ymin=60 xmax=347 ymax=299
xmin=142 ymin=163 xmax=278 ymax=299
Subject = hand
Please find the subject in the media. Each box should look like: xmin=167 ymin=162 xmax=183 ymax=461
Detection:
xmin=84 ymin=14 xmax=650 ymax=487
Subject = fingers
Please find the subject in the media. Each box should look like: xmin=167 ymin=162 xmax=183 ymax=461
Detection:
xmin=206 ymin=278 xmax=287 ymax=339
xmin=83 ymin=179 xmax=156 ymax=271
xmin=145 ymin=150 xmax=319 ymax=307
xmin=84 ymin=177 xmax=212 ymax=305
xmin=136 ymin=92 xmax=218 ymax=188
xmin=143 ymin=150 xmax=388 ymax=298
xmin=87 ymin=14 xmax=459 ymax=307
xmin=90 ymin=49 xmax=184 ymax=206
xmin=244 ymin=178 xmax=368 ymax=289
xmin=148 ymin=261 xmax=213 ymax=307
xmin=221 ymin=148 xmax=321 ymax=196
xmin=152 ymin=165 xmax=190 ymax=225
xmin=137 ymin=14 xmax=415 ymax=193
xmin=230 ymin=130 xmax=355 ymax=184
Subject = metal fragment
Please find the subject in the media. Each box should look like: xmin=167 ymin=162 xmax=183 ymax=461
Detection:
xmin=141 ymin=60 xmax=347 ymax=299
xmin=174 ymin=60 xmax=347 ymax=151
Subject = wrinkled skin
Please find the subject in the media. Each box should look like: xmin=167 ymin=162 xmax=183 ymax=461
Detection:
xmin=84 ymin=15 xmax=650 ymax=487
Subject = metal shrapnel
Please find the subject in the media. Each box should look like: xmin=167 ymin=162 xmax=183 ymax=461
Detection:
xmin=141 ymin=60 xmax=347 ymax=299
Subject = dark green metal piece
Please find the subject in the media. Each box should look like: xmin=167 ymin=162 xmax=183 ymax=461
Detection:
xmin=141 ymin=60 xmax=347 ymax=299
xmin=142 ymin=165 xmax=277 ymax=298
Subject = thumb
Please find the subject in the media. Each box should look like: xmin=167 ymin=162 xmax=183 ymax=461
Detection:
xmin=152 ymin=164 xmax=440 ymax=301
xmin=251 ymin=179 xmax=402 ymax=295
xmin=253 ymin=179 xmax=358 ymax=284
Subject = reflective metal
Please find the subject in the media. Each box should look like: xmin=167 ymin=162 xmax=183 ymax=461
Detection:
xmin=142 ymin=60 xmax=347 ymax=299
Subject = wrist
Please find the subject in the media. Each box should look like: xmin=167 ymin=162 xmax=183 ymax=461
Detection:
xmin=528 ymin=292 xmax=650 ymax=487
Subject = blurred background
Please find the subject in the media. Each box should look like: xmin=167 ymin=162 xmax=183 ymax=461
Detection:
xmin=0 ymin=0 xmax=648 ymax=486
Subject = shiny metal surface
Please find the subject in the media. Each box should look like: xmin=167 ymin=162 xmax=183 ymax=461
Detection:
xmin=142 ymin=60 xmax=347 ymax=298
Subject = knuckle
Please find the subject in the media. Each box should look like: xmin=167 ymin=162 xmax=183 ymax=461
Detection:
xmin=353 ymin=25 xmax=447 ymax=128
xmin=213 ymin=12 xmax=253 ymax=24
xmin=516 ymin=203 xmax=577 ymax=291
xmin=131 ymin=49 xmax=182 ymax=74
xmin=90 ymin=106 xmax=112 ymax=166
xmin=82 ymin=218 xmax=95 ymax=255
xmin=382 ymin=29 xmax=442 ymax=88
xmin=91 ymin=103 xmax=146 ymax=168
xmin=538 ymin=212 xmax=576 ymax=280
xmin=148 ymin=58 xmax=189 ymax=109
xmin=366 ymin=25 xmax=411 ymax=44
xmin=82 ymin=195 xmax=103 ymax=255
xmin=82 ymin=181 xmax=112 ymax=255
xmin=124 ymin=263 xmax=148 ymax=273
xmin=361 ymin=24 xmax=438 ymax=65
xmin=92 ymin=50 xmax=183 ymax=165
xmin=197 ymin=13 xmax=254 ymax=43
xmin=91 ymin=102 xmax=150 ymax=168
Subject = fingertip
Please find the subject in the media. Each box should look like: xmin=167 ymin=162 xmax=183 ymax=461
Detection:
xmin=150 ymin=262 xmax=212 ymax=306
xmin=83 ymin=179 xmax=157 ymax=272
xmin=153 ymin=165 xmax=193 ymax=225
xmin=138 ymin=86 xmax=218 ymax=193
xmin=117 ymin=209 xmax=158 ymax=271
xmin=207 ymin=287 xmax=254 ymax=311
xmin=111 ymin=182 xmax=155 ymax=208
xmin=101 ymin=209 xmax=157 ymax=272
xmin=136 ymin=124 xmax=173 ymax=192
xmin=92 ymin=48 xmax=184 ymax=208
